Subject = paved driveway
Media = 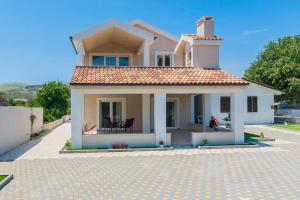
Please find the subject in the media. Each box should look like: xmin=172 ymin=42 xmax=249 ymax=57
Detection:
xmin=0 ymin=125 xmax=299 ymax=199
xmin=0 ymin=123 xmax=70 ymax=161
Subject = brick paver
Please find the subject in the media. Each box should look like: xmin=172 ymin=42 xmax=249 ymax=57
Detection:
xmin=0 ymin=124 xmax=299 ymax=199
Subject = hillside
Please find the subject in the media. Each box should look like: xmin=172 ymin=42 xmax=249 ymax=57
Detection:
xmin=0 ymin=82 xmax=42 ymax=100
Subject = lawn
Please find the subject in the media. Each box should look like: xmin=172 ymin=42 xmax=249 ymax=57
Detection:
xmin=244 ymin=132 xmax=264 ymax=141
xmin=273 ymin=124 xmax=300 ymax=131
xmin=0 ymin=175 xmax=7 ymax=182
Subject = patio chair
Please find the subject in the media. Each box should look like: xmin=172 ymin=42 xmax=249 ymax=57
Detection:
xmin=120 ymin=117 xmax=134 ymax=133
xmin=103 ymin=117 xmax=115 ymax=132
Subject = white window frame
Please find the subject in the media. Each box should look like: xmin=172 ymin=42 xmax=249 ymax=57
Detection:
xmin=89 ymin=53 xmax=133 ymax=66
xmin=155 ymin=51 xmax=174 ymax=67
xmin=96 ymin=98 xmax=126 ymax=130
xmin=166 ymin=97 xmax=180 ymax=129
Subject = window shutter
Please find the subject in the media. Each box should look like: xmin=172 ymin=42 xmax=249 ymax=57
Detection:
xmin=247 ymin=96 xmax=258 ymax=112
xmin=247 ymin=97 xmax=252 ymax=112
xmin=253 ymin=97 xmax=258 ymax=112
xmin=220 ymin=97 xmax=230 ymax=113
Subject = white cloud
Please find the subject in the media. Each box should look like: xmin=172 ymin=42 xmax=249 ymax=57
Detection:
xmin=241 ymin=28 xmax=268 ymax=38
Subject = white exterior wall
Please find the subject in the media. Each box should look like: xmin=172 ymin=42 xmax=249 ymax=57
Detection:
xmin=82 ymin=132 xmax=171 ymax=148
xmin=0 ymin=106 xmax=43 ymax=155
xmin=209 ymin=83 xmax=275 ymax=125
xmin=191 ymin=132 xmax=234 ymax=146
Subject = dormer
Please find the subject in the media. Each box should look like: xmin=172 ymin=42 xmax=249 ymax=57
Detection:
xmin=174 ymin=16 xmax=223 ymax=69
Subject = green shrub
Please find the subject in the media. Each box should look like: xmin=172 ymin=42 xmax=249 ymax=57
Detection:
xmin=37 ymin=81 xmax=70 ymax=123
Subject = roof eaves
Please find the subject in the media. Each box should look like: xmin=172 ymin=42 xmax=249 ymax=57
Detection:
xmin=243 ymin=78 xmax=285 ymax=95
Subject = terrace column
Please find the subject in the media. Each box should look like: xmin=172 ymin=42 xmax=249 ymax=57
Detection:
xmin=143 ymin=42 xmax=150 ymax=66
xmin=203 ymin=94 xmax=211 ymax=131
xmin=154 ymin=92 xmax=166 ymax=145
xmin=71 ymin=91 xmax=84 ymax=148
xmin=142 ymin=94 xmax=151 ymax=133
xmin=231 ymin=92 xmax=245 ymax=144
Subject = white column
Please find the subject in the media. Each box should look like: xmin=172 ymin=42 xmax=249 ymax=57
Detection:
xmin=71 ymin=91 xmax=84 ymax=148
xmin=203 ymin=94 xmax=211 ymax=131
xmin=142 ymin=94 xmax=151 ymax=133
xmin=143 ymin=42 xmax=150 ymax=66
xmin=154 ymin=92 xmax=166 ymax=145
xmin=231 ymin=92 xmax=245 ymax=144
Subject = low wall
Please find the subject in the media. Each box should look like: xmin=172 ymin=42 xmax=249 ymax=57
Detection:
xmin=276 ymin=109 xmax=300 ymax=117
xmin=82 ymin=132 xmax=172 ymax=148
xmin=274 ymin=116 xmax=300 ymax=124
xmin=191 ymin=132 xmax=234 ymax=146
xmin=43 ymin=115 xmax=70 ymax=131
xmin=0 ymin=106 xmax=43 ymax=155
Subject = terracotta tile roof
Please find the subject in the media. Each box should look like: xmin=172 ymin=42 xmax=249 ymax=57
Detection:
xmin=70 ymin=66 xmax=248 ymax=86
xmin=184 ymin=34 xmax=223 ymax=40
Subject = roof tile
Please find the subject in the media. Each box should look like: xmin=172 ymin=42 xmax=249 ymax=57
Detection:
xmin=70 ymin=66 xmax=248 ymax=86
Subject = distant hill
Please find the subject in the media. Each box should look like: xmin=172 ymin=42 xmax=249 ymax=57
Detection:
xmin=0 ymin=82 xmax=43 ymax=100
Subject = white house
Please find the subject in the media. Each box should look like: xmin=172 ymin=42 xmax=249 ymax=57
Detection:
xmin=69 ymin=16 xmax=283 ymax=148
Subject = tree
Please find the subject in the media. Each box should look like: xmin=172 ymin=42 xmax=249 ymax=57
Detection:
xmin=37 ymin=81 xmax=70 ymax=123
xmin=244 ymin=35 xmax=300 ymax=103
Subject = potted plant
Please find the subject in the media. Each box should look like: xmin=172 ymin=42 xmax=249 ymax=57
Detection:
xmin=223 ymin=113 xmax=231 ymax=129
xmin=159 ymin=140 xmax=164 ymax=148
xmin=202 ymin=138 xmax=208 ymax=146
xmin=260 ymin=132 xmax=265 ymax=140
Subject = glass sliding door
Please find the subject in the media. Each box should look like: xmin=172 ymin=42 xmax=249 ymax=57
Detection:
xmin=112 ymin=102 xmax=122 ymax=126
xmin=101 ymin=102 xmax=110 ymax=128
xmin=166 ymin=99 xmax=178 ymax=128
xmin=99 ymin=99 xmax=125 ymax=129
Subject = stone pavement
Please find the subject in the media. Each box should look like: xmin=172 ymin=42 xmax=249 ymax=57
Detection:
xmin=0 ymin=124 xmax=299 ymax=199
xmin=0 ymin=123 xmax=71 ymax=161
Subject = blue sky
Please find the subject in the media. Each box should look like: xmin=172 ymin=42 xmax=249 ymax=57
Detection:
xmin=0 ymin=0 xmax=299 ymax=84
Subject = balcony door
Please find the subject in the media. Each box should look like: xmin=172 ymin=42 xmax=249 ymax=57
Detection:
xmin=97 ymin=98 xmax=126 ymax=129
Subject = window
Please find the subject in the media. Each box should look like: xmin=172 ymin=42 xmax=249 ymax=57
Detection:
xmin=119 ymin=57 xmax=129 ymax=66
xmin=91 ymin=55 xmax=130 ymax=66
xmin=105 ymin=56 xmax=116 ymax=66
xmin=247 ymin=96 xmax=258 ymax=112
xmin=92 ymin=56 xmax=104 ymax=66
xmin=220 ymin=96 xmax=230 ymax=113
xmin=155 ymin=52 xmax=173 ymax=67
xmin=185 ymin=51 xmax=192 ymax=66
xmin=98 ymin=98 xmax=126 ymax=129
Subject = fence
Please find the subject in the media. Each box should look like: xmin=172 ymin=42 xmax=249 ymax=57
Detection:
xmin=0 ymin=106 xmax=43 ymax=155
xmin=42 ymin=115 xmax=70 ymax=131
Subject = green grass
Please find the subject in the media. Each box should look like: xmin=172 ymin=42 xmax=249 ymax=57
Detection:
xmin=64 ymin=139 xmax=108 ymax=150
xmin=273 ymin=124 xmax=300 ymax=131
xmin=0 ymin=175 xmax=7 ymax=182
xmin=244 ymin=132 xmax=264 ymax=141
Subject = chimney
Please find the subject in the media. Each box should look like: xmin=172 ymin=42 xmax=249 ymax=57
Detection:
xmin=196 ymin=16 xmax=214 ymax=37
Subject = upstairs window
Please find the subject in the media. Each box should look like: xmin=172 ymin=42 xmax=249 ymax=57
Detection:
xmin=155 ymin=52 xmax=173 ymax=67
xmin=91 ymin=55 xmax=130 ymax=66
xmin=247 ymin=96 xmax=258 ymax=112
xmin=92 ymin=56 xmax=104 ymax=66
xmin=185 ymin=51 xmax=192 ymax=67
xmin=220 ymin=96 xmax=230 ymax=113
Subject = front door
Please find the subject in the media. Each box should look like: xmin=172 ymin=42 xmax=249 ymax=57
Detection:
xmin=166 ymin=98 xmax=178 ymax=129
